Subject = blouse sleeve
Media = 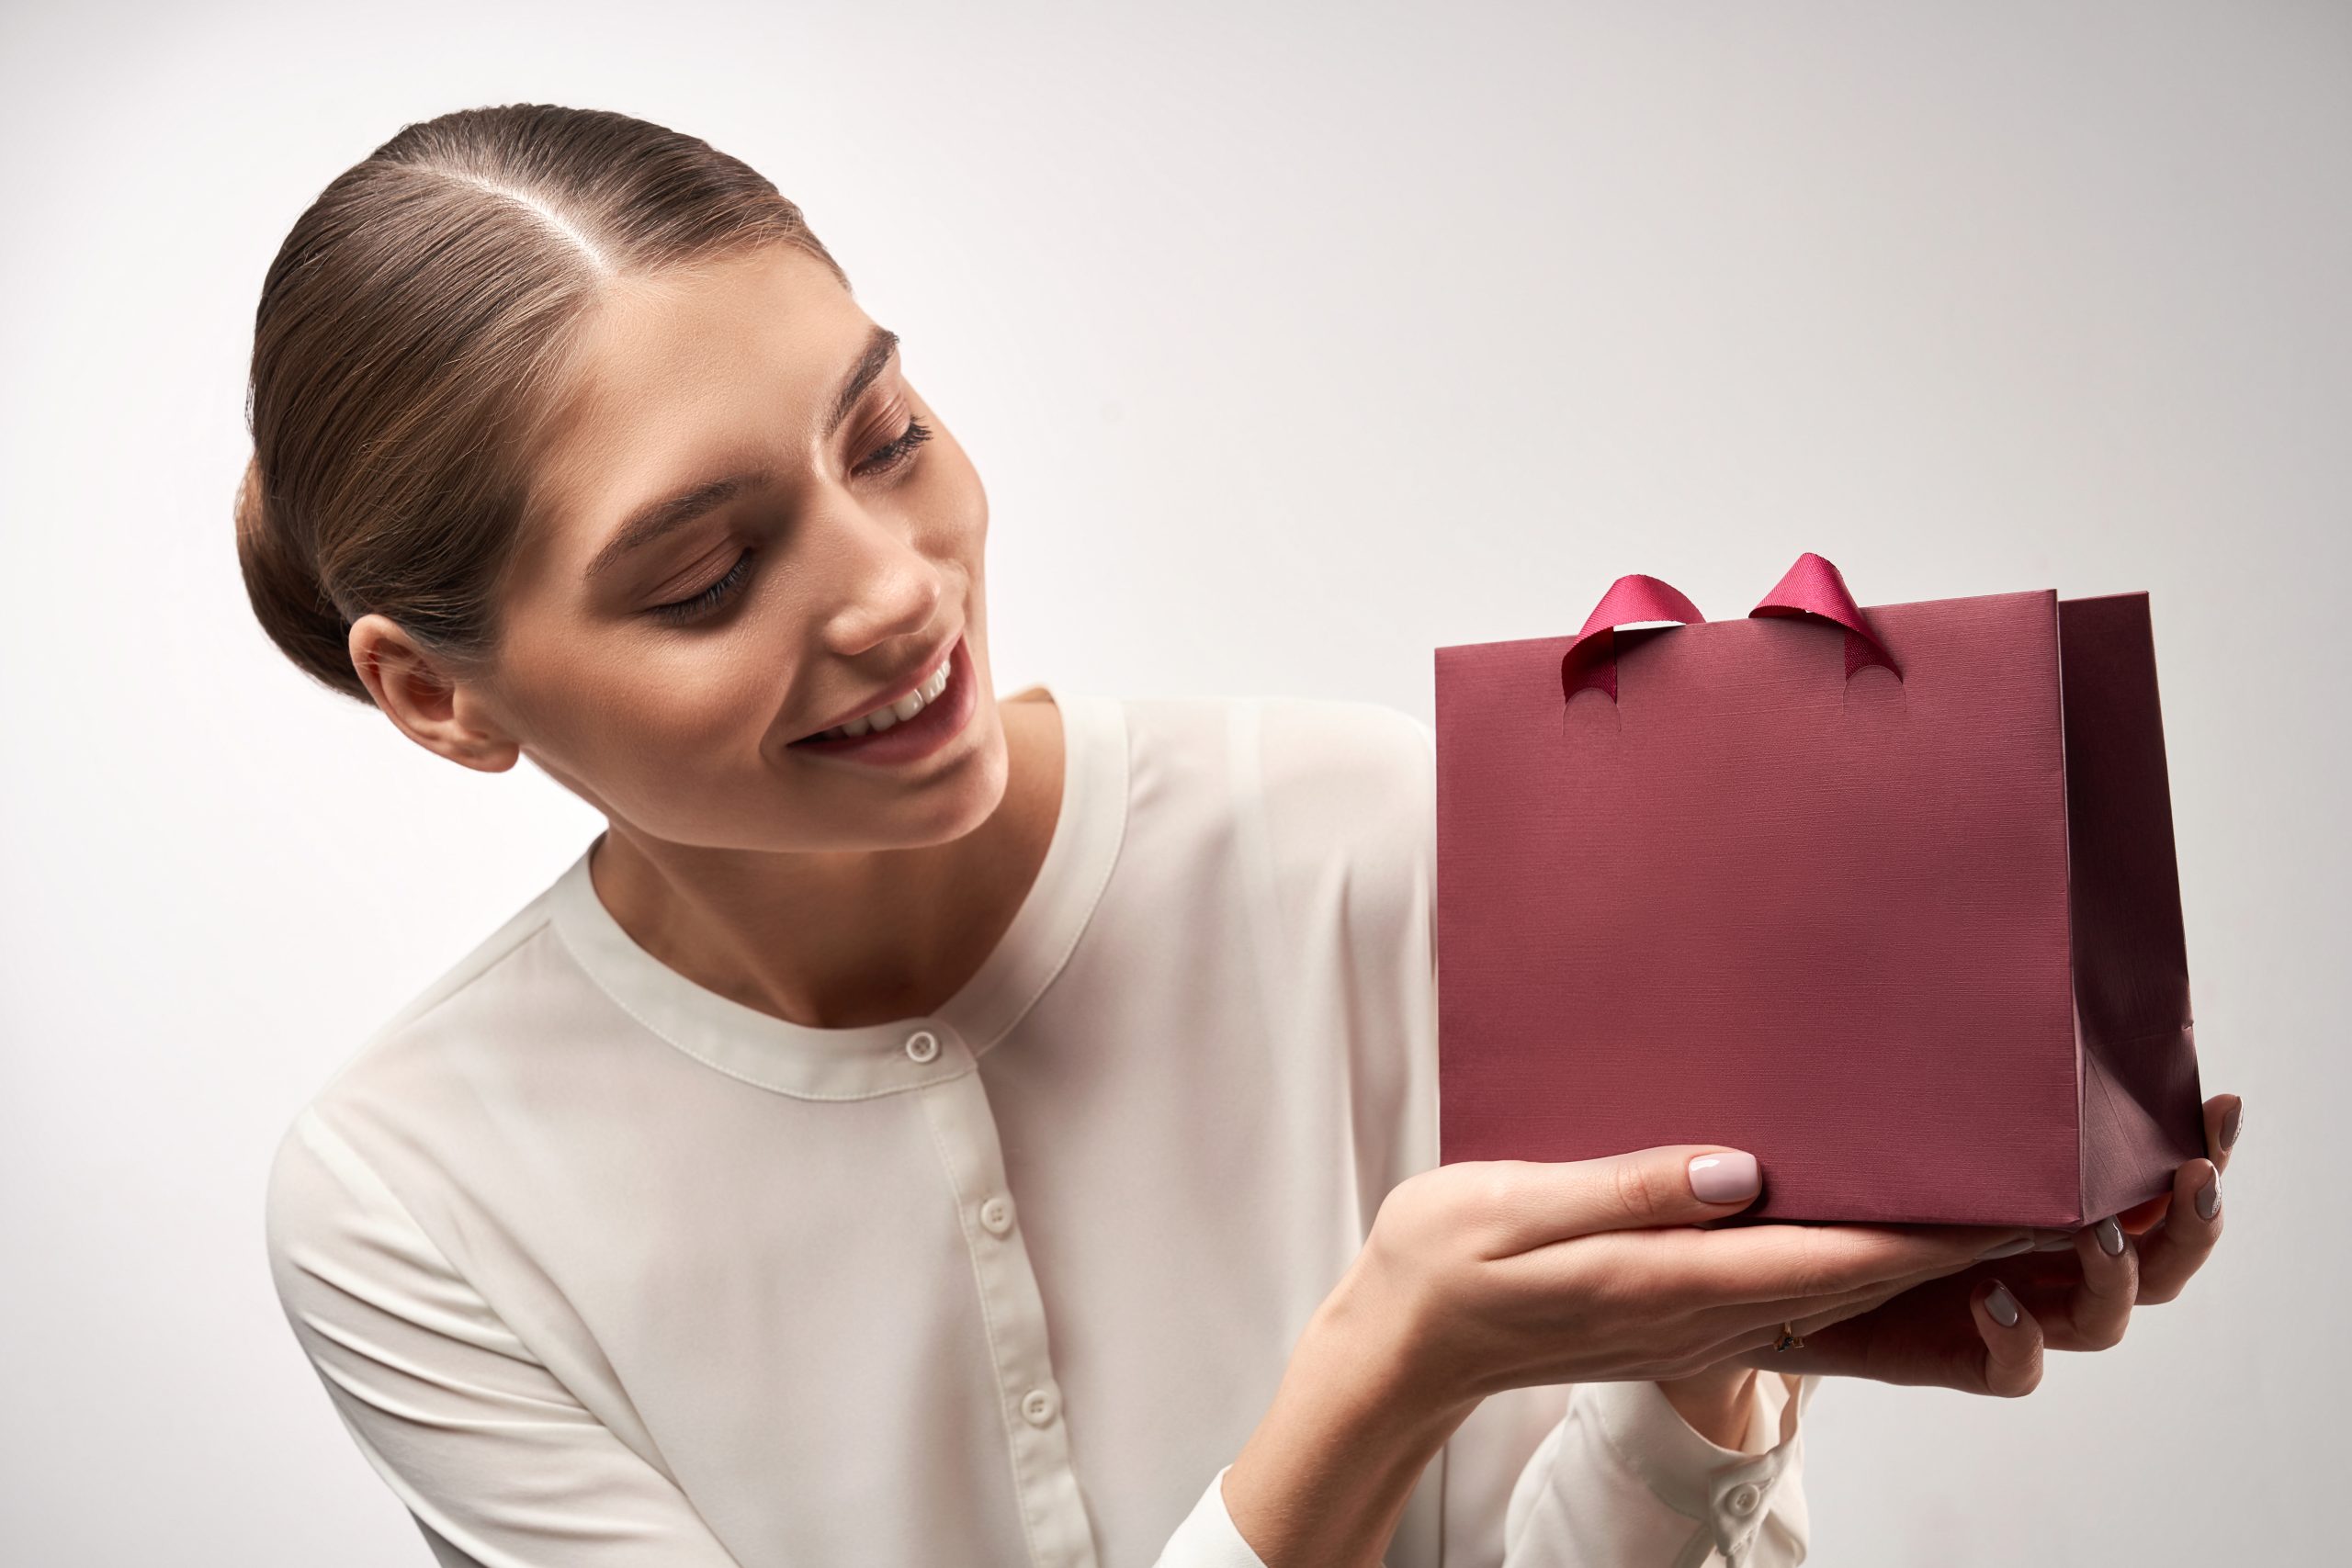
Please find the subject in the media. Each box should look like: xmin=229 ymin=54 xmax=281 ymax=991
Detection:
xmin=1500 ymin=1373 xmax=1819 ymax=1566
xmin=264 ymin=1106 xmax=745 ymax=1567
xmin=1150 ymin=1466 xmax=1278 ymax=1567
xmin=1149 ymin=1370 xmax=1815 ymax=1568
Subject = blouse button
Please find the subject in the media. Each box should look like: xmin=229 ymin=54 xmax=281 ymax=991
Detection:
xmin=980 ymin=1196 xmax=1015 ymax=1236
xmin=1726 ymin=1482 xmax=1762 ymax=1516
xmin=1020 ymin=1385 xmax=1059 ymax=1427
xmin=903 ymin=1029 xmax=940 ymax=1064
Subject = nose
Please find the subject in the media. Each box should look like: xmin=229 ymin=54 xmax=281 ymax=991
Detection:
xmin=808 ymin=491 xmax=947 ymax=659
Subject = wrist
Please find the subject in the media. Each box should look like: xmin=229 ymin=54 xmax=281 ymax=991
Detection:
xmin=1303 ymin=1259 xmax=1482 ymax=1449
xmin=1657 ymin=1361 xmax=1760 ymax=1450
xmin=1220 ymin=1267 xmax=1476 ymax=1567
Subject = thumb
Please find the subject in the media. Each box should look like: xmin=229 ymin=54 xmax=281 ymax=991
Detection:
xmin=1491 ymin=1145 xmax=1764 ymax=1253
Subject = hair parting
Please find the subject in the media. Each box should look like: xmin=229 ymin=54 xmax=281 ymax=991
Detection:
xmin=234 ymin=103 xmax=849 ymax=705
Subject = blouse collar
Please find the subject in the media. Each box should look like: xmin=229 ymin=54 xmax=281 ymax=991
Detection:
xmin=543 ymin=683 xmax=1129 ymax=1101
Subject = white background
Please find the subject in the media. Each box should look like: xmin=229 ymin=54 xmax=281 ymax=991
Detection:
xmin=3 ymin=2 xmax=2341 ymax=1562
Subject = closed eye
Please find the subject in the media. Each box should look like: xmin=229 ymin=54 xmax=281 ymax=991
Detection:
xmin=648 ymin=549 xmax=757 ymax=626
xmin=645 ymin=417 xmax=935 ymax=626
xmin=858 ymin=415 xmax=933 ymax=476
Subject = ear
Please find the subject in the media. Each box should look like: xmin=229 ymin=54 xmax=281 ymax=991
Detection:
xmin=347 ymin=613 xmax=522 ymax=773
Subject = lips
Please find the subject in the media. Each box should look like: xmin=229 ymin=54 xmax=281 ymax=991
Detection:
xmin=788 ymin=633 xmax=962 ymax=744
xmin=784 ymin=634 xmax=978 ymax=764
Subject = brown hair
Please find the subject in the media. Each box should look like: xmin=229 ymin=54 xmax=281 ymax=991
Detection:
xmin=234 ymin=103 xmax=849 ymax=705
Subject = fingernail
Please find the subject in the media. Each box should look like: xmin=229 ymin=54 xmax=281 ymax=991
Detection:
xmin=2196 ymin=1169 xmax=2221 ymax=1221
xmin=1689 ymin=1151 xmax=1761 ymax=1203
xmin=1976 ymin=1234 xmax=2034 ymax=1259
xmin=2221 ymin=1100 xmax=2242 ymax=1152
xmin=1985 ymin=1281 xmax=2021 ymax=1327
xmin=2096 ymin=1216 xmax=2125 ymax=1257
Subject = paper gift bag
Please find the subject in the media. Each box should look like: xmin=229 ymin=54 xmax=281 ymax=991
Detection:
xmin=1432 ymin=553 xmax=2204 ymax=1226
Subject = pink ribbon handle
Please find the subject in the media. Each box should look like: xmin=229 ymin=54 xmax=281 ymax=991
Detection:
xmin=1558 ymin=552 xmax=1900 ymax=704
xmin=1558 ymin=574 xmax=1707 ymax=702
xmin=1747 ymin=551 xmax=1900 ymax=680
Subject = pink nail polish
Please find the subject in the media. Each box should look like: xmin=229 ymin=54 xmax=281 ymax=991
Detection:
xmin=2196 ymin=1170 xmax=2221 ymax=1221
xmin=1688 ymin=1151 xmax=1760 ymax=1203
xmin=2096 ymin=1216 xmax=2126 ymax=1257
xmin=1985 ymin=1282 xmax=2021 ymax=1327
xmin=2221 ymin=1101 xmax=2242 ymax=1151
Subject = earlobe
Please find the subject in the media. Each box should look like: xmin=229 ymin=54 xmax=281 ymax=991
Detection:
xmin=453 ymin=738 xmax=523 ymax=773
xmin=437 ymin=687 xmax=526 ymax=775
xmin=452 ymin=705 xmax=525 ymax=771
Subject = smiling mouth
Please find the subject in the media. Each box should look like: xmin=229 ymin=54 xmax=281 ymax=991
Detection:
xmin=788 ymin=644 xmax=958 ymax=744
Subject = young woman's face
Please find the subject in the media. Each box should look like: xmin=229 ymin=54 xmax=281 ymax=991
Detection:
xmin=476 ymin=242 xmax=1005 ymax=852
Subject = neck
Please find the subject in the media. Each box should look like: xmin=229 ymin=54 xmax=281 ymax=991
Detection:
xmin=586 ymin=694 xmax=1065 ymax=1030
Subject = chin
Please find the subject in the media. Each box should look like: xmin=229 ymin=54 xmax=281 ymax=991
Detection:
xmin=933 ymin=719 xmax=1013 ymax=840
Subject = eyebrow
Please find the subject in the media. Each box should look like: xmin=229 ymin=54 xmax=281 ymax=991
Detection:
xmin=582 ymin=322 xmax=901 ymax=584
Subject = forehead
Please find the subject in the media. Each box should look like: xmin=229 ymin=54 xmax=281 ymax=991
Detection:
xmin=521 ymin=246 xmax=869 ymax=566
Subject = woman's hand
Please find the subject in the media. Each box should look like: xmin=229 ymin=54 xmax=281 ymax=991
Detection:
xmin=1219 ymin=1141 xmax=2039 ymax=1568
xmin=1334 ymin=1145 xmax=2036 ymax=1413
xmin=1712 ymin=1091 xmax=2241 ymax=1396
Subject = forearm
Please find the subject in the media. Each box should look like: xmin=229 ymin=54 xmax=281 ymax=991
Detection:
xmin=1219 ymin=1267 xmax=1478 ymax=1568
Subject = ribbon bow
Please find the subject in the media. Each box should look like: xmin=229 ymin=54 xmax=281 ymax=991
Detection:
xmin=1560 ymin=551 xmax=1900 ymax=702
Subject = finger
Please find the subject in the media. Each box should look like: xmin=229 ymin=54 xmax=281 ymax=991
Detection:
xmin=1701 ymin=1220 xmax=2029 ymax=1303
xmin=1685 ymin=1231 xmax=2029 ymax=1346
xmin=2113 ymin=1191 xmax=2171 ymax=1236
xmin=1682 ymin=1279 xmax=1909 ymax=1368
xmin=2204 ymin=1093 xmax=2245 ymax=1175
xmin=1968 ymin=1277 xmax=2045 ymax=1395
xmin=1679 ymin=1256 xmax=1960 ymax=1368
xmin=2136 ymin=1156 xmax=2223 ymax=1305
xmin=1486 ymin=1145 xmax=1767 ymax=1252
xmin=2044 ymin=1213 xmax=2138 ymax=1351
xmin=1717 ymin=1269 xmax=2042 ymax=1391
xmin=2112 ymin=1097 xmax=2239 ymax=1239
xmin=1589 ymin=1217 xmax=2031 ymax=1307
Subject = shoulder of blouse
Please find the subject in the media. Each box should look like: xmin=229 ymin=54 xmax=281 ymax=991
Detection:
xmin=1243 ymin=692 xmax=1436 ymax=866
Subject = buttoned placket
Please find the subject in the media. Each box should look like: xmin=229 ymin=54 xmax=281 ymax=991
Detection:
xmin=913 ymin=1022 xmax=1100 ymax=1568
xmin=1683 ymin=1449 xmax=1788 ymax=1567
xmin=1640 ymin=1403 xmax=1800 ymax=1568
xmin=543 ymin=688 xmax=1130 ymax=1563
xmin=1572 ymin=1375 xmax=1806 ymax=1568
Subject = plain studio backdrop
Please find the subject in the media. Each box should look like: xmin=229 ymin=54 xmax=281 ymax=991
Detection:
xmin=2 ymin=2 xmax=2341 ymax=1563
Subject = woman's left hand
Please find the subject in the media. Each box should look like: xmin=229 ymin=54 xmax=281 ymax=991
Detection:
xmin=1686 ymin=1091 xmax=2241 ymax=1401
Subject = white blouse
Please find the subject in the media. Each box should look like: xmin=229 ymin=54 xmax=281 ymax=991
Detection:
xmin=265 ymin=683 xmax=1818 ymax=1568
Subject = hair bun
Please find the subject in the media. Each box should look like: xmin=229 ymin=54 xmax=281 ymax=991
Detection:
xmin=232 ymin=450 xmax=369 ymax=703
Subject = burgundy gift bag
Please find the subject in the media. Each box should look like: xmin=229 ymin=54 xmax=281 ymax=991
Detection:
xmin=1433 ymin=553 xmax=2204 ymax=1225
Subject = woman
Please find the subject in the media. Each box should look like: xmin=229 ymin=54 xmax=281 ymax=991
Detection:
xmin=246 ymin=105 xmax=2236 ymax=1568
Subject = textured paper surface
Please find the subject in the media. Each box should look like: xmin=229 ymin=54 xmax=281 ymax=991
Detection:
xmin=1434 ymin=583 xmax=2200 ymax=1225
xmin=2058 ymin=593 xmax=2207 ymax=1219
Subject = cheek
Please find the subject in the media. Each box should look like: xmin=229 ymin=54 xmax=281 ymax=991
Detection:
xmin=532 ymin=637 xmax=786 ymax=780
xmin=627 ymin=638 xmax=787 ymax=755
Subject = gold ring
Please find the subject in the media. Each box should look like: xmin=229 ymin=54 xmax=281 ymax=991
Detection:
xmin=1771 ymin=1321 xmax=1804 ymax=1352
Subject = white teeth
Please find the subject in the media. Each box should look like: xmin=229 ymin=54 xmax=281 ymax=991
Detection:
xmin=810 ymin=654 xmax=954 ymax=742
